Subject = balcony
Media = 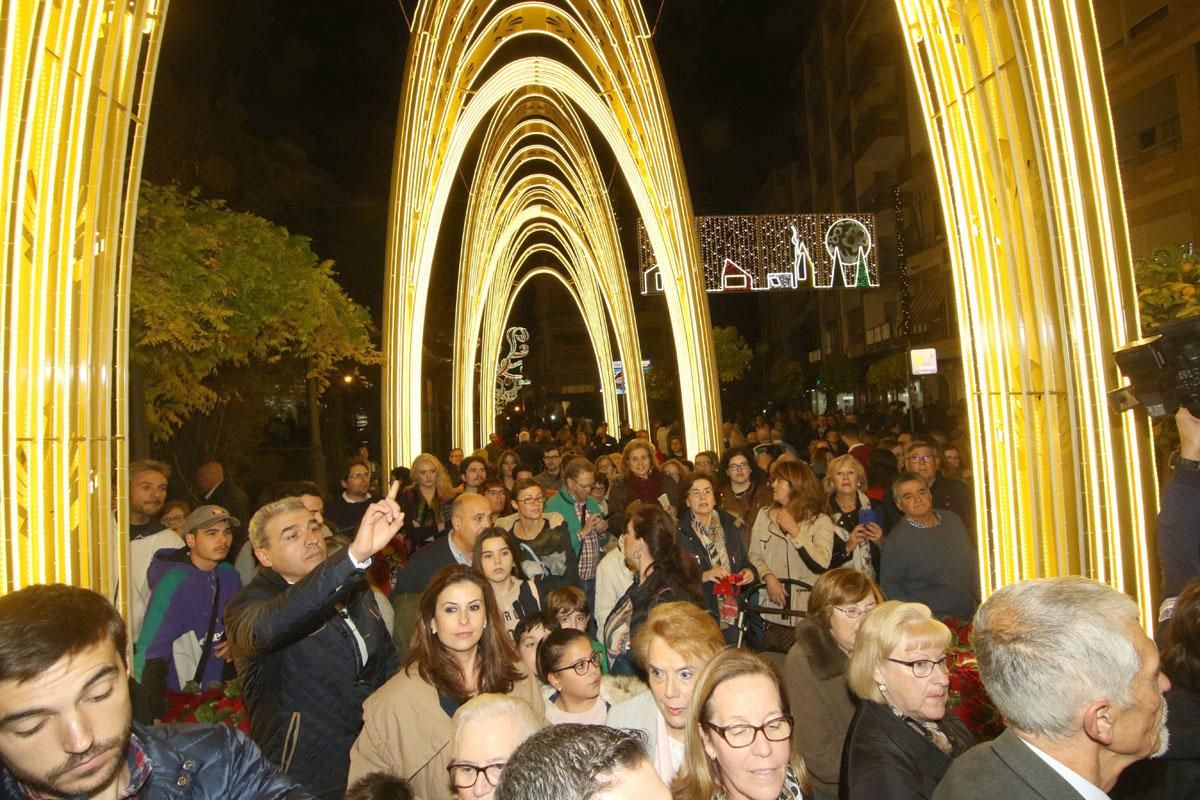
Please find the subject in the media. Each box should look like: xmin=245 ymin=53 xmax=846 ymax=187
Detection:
xmin=854 ymin=107 xmax=906 ymax=169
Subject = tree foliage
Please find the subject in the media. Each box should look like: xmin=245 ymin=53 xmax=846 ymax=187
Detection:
xmin=1134 ymin=245 xmax=1200 ymax=330
xmin=818 ymin=354 xmax=858 ymax=393
xmin=768 ymin=360 xmax=807 ymax=405
xmin=132 ymin=182 xmax=381 ymax=453
xmin=712 ymin=326 xmax=753 ymax=384
xmin=866 ymin=352 xmax=910 ymax=391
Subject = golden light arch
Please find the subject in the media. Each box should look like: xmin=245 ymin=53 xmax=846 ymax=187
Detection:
xmin=453 ymin=86 xmax=648 ymax=446
xmin=0 ymin=0 xmax=1160 ymax=626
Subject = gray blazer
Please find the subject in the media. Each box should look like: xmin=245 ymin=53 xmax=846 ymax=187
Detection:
xmin=933 ymin=729 xmax=1088 ymax=800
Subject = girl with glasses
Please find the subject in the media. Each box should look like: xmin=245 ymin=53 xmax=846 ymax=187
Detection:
xmin=537 ymin=628 xmax=608 ymax=725
xmin=673 ymin=648 xmax=817 ymax=800
xmin=783 ymin=568 xmax=884 ymax=796
xmin=842 ymin=601 xmax=974 ymax=800
xmin=716 ymin=447 xmax=772 ymax=551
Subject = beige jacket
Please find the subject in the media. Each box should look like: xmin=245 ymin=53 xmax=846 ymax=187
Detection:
xmin=347 ymin=662 xmax=545 ymax=799
xmin=746 ymin=507 xmax=835 ymax=625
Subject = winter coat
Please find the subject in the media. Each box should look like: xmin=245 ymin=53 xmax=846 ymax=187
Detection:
xmin=746 ymin=507 xmax=835 ymax=625
xmin=784 ymin=618 xmax=856 ymax=795
xmin=676 ymin=507 xmax=756 ymax=623
xmin=347 ymin=663 xmax=546 ymax=800
xmin=224 ymin=549 xmax=399 ymax=800
xmin=0 ymin=722 xmax=311 ymax=799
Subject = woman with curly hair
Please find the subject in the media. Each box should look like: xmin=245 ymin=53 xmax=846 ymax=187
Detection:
xmin=348 ymin=565 xmax=544 ymax=799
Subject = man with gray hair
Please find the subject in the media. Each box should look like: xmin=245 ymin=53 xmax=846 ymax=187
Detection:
xmin=934 ymin=577 xmax=1170 ymax=800
xmin=447 ymin=694 xmax=544 ymax=800
xmin=494 ymin=724 xmax=670 ymax=800
xmin=224 ymin=483 xmax=404 ymax=799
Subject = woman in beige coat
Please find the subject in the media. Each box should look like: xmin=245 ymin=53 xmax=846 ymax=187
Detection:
xmin=347 ymin=564 xmax=545 ymax=799
xmin=747 ymin=460 xmax=836 ymax=630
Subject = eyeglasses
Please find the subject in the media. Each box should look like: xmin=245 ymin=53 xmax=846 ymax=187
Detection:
xmin=447 ymin=762 xmax=505 ymax=790
xmin=727 ymin=462 xmax=750 ymax=471
xmin=687 ymin=487 xmax=714 ymax=497
xmin=833 ymin=604 xmax=876 ymax=620
xmin=551 ymin=653 xmax=601 ymax=676
xmin=571 ymin=480 xmax=595 ymax=491
xmin=907 ymin=455 xmax=936 ymax=463
xmin=887 ymin=655 xmax=950 ymax=678
xmin=702 ymin=715 xmax=794 ymax=748
xmin=517 ymin=495 xmax=545 ymax=505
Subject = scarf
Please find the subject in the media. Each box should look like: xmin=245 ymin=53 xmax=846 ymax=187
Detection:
xmin=714 ymin=764 xmax=803 ymax=800
xmin=625 ymin=469 xmax=665 ymax=505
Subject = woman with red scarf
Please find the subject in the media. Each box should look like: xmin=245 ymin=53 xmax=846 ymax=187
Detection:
xmin=605 ymin=438 xmax=682 ymax=535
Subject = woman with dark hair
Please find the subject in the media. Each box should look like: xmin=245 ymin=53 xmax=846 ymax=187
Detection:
xmin=717 ymin=447 xmax=773 ymax=549
xmin=784 ymin=568 xmax=883 ymax=795
xmin=865 ymin=447 xmax=902 ymax=530
xmin=496 ymin=449 xmax=521 ymax=493
xmin=603 ymin=504 xmax=703 ymax=675
xmin=606 ymin=439 xmax=683 ymax=534
xmin=472 ymin=527 xmax=542 ymax=635
xmin=348 ymin=565 xmax=544 ymax=799
xmin=677 ymin=472 xmax=756 ymax=636
xmin=502 ymin=478 xmax=578 ymax=587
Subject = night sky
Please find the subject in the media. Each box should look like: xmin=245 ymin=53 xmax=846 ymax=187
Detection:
xmin=146 ymin=0 xmax=811 ymax=324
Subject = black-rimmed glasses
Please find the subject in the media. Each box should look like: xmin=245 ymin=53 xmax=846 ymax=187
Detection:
xmin=702 ymin=715 xmax=793 ymax=748
xmin=550 ymin=653 xmax=601 ymax=676
xmin=447 ymin=762 xmax=504 ymax=789
xmin=887 ymin=655 xmax=949 ymax=678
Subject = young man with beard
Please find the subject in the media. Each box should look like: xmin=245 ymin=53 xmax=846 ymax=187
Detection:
xmin=225 ymin=484 xmax=405 ymax=799
xmin=133 ymin=505 xmax=243 ymax=721
xmin=0 ymin=584 xmax=308 ymax=799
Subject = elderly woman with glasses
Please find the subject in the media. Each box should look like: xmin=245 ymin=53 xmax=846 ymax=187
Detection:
xmin=673 ymin=648 xmax=820 ymax=800
xmin=677 ymin=472 xmax=756 ymax=636
xmin=841 ymin=600 xmax=973 ymax=800
xmin=783 ymin=568 xmax=883 ymax=796
xmin=446 ymin=694 xmax=544 ymax=800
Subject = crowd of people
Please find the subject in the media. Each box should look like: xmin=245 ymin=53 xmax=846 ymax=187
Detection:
xmin=0 ymin=404 xmax=1195 ymax=800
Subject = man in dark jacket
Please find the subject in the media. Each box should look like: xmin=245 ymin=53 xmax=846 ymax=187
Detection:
xmin=225 ymin=484 xmax=404 ymax=799
xmin=0 ymin=583 xmax=307 ymax=799
xmin=905 ymin=440 xmax=975 ymax=535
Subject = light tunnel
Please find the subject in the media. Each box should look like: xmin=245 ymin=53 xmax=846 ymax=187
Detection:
xmin=0 ymin=0 xmax=1161 ymax=626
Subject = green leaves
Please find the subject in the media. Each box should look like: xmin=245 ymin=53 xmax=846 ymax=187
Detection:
xmin=132 ymin=182 xmax=381 ymax=442
xmin=712 ymin=326 xmax=753 ymax=384
xmin=1134 ymin=245 xmax=1200 ymax=331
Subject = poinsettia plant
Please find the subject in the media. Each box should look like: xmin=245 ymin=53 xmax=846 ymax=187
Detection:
xmin=943 ymin=617 xmax=1005 ymax=741
xmin=163 ymin=677 xmax=250 ymax=734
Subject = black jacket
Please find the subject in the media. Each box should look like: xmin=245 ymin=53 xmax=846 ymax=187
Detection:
xmin=0 ymin=722 xmax=310 ymax=799
xmin=841 ymin=698 xmax=974 ymax=800
xmin=676 ymin=507 xmax=755 ymax=621
xmin=224 ymin=550 xmax=398 ymax=800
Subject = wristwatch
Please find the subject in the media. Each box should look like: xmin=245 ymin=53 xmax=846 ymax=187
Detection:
xmin=1169 ymin=452 xmax=1200 ymax=471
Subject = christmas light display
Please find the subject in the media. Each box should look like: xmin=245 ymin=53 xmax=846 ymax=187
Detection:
xmin=495 ymin=327 xmax=532 ymax=411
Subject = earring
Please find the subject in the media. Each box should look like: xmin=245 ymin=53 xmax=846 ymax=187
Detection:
xmin=431 ymin=626 xmax=438 ymax=635
xmin=878 ymin=683 xmax=887 ymax=694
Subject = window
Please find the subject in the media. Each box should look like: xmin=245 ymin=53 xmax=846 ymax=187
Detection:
xmin=1128 ymin=3 xmax=1169 ymax=38
xmin=1113 ymin=77 xmax=1182 ymax=169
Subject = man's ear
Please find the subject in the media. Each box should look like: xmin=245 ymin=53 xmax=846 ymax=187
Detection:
xmin=254 ymin=547 xmax=273 ymax=570
xmin=1082 ymin=699 xmax=1115 ymax=746
xmin=184 ymin=532 xmax=196 ymax=550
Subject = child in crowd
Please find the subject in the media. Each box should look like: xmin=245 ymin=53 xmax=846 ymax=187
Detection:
xmin=345 ymin=773 xmax=413 ymax=800
xmin=545 ymin=585 xmax=608 ymax=673
xmin=513 ymin=612 xmax=558 ymax=677
xmin=472 ymin=527 xmax=542 ymax=635
xmin=537 ymin=628 xmax=608 ymax=726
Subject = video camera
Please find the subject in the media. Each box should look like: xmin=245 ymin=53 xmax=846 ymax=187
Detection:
xmin=1110 ymin=315 xmax=1200 ymax=417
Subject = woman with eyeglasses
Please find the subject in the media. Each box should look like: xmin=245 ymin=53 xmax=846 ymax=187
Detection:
xmin=783 ymin=568 xmax=884 ymax=796
xmin=717 ymin=447 xmax=773 ymax=550
xmin=672 ymin=648 xmax=819 ymax=800
xmin=537 ymin=627 xmax=608 ymax=725
xmin=677 ymin=472 xmax=756 ymax=637
xmin=842 ymin=600 xmax=973 ymax=800
xmin=446 ymin=693 xmax=544 ymax=800
xmin=348 ymin=565 xmax=545 ymax=799
xmin=502 ymin=477 xmax=579 ymax=589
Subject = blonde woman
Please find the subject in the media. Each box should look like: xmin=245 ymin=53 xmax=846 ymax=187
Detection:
xmin=672 ymin=648 xmax=817 ymax=800
xmin=822 ymin=455 xmax=884 ymax=580
xmin=401 ymin=453 xmax=456 ymax=549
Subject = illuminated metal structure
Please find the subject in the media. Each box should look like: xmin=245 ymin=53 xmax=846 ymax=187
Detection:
xmin=383 ymin=2 xmax=722 ymax=463
xmin=0 ymin=1 xmax=166 ymax=602
xmin=0 ymin=0 xmax=1160 ymax=626
xmin=895 ymin=0 xmax=1157 ymax=625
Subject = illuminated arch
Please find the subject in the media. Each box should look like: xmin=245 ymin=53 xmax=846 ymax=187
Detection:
xmin=0 ymin=0 xmax=1160 ymax=626
xmin=384 ymin=2 xmax=722 ymax=466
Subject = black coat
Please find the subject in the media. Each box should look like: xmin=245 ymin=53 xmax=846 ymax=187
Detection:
xmin=0 ymin=722 xmax=310 ymax=799
xmin=841 ymin=698 xmax=974 ymax=800
xmin=676 ymin=507 xmax=755 ymax=621
xmin=225 ymin=550 xmax=398 ymax=800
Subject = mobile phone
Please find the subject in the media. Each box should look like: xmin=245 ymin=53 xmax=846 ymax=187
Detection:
xmin=858 ymin=508 xmax=881 ymax=529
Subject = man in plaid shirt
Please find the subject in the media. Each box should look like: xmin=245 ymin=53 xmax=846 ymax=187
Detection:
xmin=545 ymin=457 xmax=610 ymax=608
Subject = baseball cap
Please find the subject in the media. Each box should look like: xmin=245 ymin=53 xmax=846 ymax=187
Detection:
xmin=182 ymin=504 xmax=240 ymax=533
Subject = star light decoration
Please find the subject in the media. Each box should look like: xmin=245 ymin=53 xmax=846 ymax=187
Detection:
xmin=638 ymin=214 xmax=879 ymax=295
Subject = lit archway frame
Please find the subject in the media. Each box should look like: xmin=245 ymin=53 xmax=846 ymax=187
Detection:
xmin=385 ymin=2 xmax=721 ymax=466
xmin=0 ymin=1 xmax=1160 ymax=625
xmin=895 ymin=0 xmax=1157 ymax=624
xmin=453 ymin=87 xmax=647 ymax=446
xmin=473 ymin=210 xmax=623 ymax=434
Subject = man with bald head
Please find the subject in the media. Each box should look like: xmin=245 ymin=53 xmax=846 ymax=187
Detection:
xmin=394 ymin=492 xmax=492 ymax=594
